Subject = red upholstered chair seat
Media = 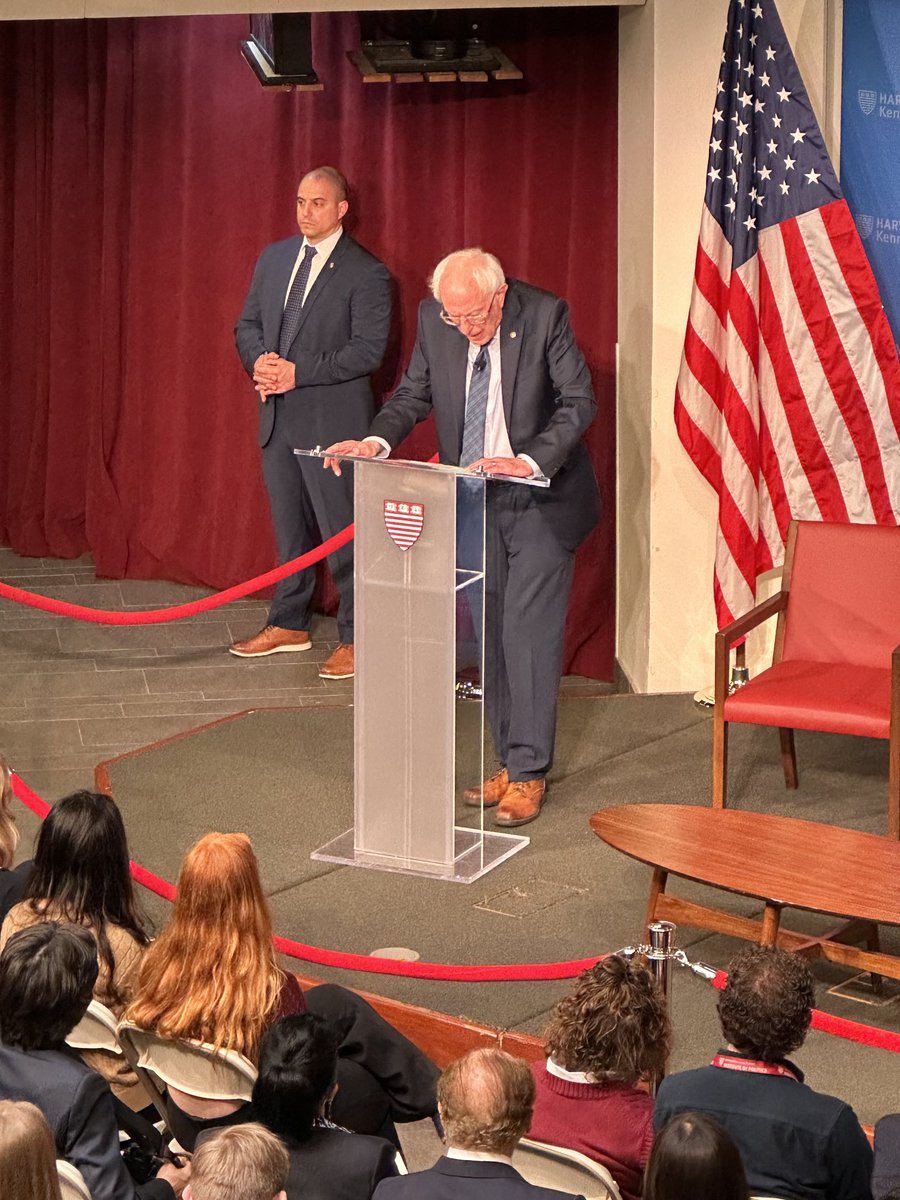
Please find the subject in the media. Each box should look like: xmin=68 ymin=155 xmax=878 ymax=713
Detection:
xmin=724 ymin=661 xmax=892 ymax=740
xmin=713 ymin=520 xmax=900 ymax=836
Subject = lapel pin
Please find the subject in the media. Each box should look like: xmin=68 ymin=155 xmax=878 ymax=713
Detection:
xmin=329 ymin=262 xmax=335 ymax=269
xmin=510 ymin=330 xmax=517 ymax=338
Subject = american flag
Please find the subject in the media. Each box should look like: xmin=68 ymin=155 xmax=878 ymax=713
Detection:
xmin=675 ymin=0 xmax=900 ymax=628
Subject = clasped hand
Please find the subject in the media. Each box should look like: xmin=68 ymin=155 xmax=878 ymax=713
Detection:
xmin=253 ymin=352 xmax=295 ymax=401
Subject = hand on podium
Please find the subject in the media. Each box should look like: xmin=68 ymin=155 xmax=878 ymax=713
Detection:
xmin=323 ymin=439 xmax=381 ymax=475
xmin=468 ymin=455 xmax=534 ymax=478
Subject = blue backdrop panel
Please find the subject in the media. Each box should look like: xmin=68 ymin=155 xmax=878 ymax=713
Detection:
xmin=841 ymin=0 xmax=900 ymax=350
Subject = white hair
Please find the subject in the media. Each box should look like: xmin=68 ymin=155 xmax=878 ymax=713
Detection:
xmin=429 ymin=248 xmax=506 ymax=301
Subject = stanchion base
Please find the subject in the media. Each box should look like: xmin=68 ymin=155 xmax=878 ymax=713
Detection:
xmin=311 ymin=826 xmax=529 ymax=883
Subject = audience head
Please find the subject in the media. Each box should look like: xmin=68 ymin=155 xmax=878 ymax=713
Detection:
xmin=717 ymin=945 xmax=814 ymax=1061
xmin=0 ymin=921 xmax=98 ymax=1050
xmin=644 ymin=1112 xmax=749 ymax=1200
xmin=429 ymin=249 xmax=508 ymax=347
xmin=438 ymin=1048 xmax=535 ymax=1158
xmin=0 ymin=1100 xmax=63 ymax=1200
xmin=127 ymin=832 xmax=282 ymax=1057
xmin=544 ymin=954 xmax=670 ymax=1085
xmin=253 ymin=1014 xmax=341 ymax=1142
xmin=0 ymin=751 xmax=18 ymax=870
xmin=25 ymin=790 xmax=147 ymax=1003
xmin=185 ymin=1124 xmax=288 ymax=1200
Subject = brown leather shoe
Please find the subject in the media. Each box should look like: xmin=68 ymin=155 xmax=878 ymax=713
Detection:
xmin=319 ymin=644 xmax=355 ymax=679
xmin=229 ymin=625 xmax=311 ymax=657
xmin=463 ymin=768 xmax=509 ymax=808
xmin=494 ymin=778 xmax=546 ymax=827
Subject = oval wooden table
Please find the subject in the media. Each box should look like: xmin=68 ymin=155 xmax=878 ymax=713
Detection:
xmin=590 ymin=804 xmax=900 ymax=980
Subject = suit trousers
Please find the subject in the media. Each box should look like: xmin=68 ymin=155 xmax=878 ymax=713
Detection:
xmin=481 ymin=485 xmax=574 ymax=781
xmin=262 ymin=400 xmax=355 ymax=641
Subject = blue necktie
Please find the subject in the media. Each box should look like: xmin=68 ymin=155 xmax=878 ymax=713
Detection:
xmin=460 ymin=348 xmax=491 ymax=467
xmin=278 ymin=243 xmax=318 ymax=357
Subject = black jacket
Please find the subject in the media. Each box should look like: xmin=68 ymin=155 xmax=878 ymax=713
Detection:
xmin=0 ymin=1038 xmax=173 ymax=1200
xmin=373 ymin=1155 xmax=584 ymax=1200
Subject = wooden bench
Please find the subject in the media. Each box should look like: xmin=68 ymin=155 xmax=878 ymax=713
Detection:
xmin=590 ymin=804 xmax=900 ymax=981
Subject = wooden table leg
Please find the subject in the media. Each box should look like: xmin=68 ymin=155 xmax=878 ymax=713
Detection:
xmin=645 ymin=867 xmax=668 ymax=938
xmin=760 ymin=902 xmax=782 ymax=946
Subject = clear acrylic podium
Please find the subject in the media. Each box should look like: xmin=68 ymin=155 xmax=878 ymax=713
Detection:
xmin=296 ymin=449 xmax=546 ymax=883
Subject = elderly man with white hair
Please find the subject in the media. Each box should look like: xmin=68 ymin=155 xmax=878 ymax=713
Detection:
xmin=327 ymin=248 xmax=599 ymax=827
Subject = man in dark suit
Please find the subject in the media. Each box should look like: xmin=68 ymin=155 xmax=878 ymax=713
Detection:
xmin=373 ymin=1048 xmax=583 ymax=1200
xmin=0 ymin=922 xmax=188 ymax=1200
xmin=326 ymin=248 xmax=599 ymax=825
xmin=234 ymin=167 xmax=391 ymax=681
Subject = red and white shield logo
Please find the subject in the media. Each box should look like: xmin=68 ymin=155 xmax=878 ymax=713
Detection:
xmin=383 ymin=500 xmax=425 ymax=550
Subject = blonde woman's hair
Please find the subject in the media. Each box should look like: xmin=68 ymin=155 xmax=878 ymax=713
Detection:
xmin=126 ymin=833 xmax=283 ymax=1058
xmin=0 ymin=1100 xmax=63 ymax=1200
xmin=0 ymin=753 xmax=19 ymax=870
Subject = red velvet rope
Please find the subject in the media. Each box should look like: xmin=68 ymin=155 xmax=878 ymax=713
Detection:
xmin=9 ymin=772 xmax=600 ymax=981
xmin=10 ymin=771 xmax=900 ymax=1048
xmin=0 ymin=526 xmax=354 ymax=624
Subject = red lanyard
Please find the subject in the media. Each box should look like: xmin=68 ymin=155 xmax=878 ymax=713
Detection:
xmin=712 ymin=1053 xmax=799 ymax=1080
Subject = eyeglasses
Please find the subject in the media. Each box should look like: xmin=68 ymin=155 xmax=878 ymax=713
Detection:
xmin=439 ymin=290 xmax=500 ymax=328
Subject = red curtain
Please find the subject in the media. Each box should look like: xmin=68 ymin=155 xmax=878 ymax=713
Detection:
xmin=0 ymin=10 xmax=617 ymax=678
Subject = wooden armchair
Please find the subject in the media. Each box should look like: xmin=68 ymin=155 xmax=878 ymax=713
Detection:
xmin=713 ymin=520 xmax=900 ymax=837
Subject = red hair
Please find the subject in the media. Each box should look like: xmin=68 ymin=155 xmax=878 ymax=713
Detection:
xmin=126 ymin=833 xmax=283 ymax=1058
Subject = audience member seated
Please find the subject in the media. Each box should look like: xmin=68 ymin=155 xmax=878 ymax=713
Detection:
xmin=0 ymin=921 xmax=190 ymax=1200
xmin=0 ymin=1099 xmax=64 ymax=1200
xmin=527 ymin=954 xmax=669 ymax=1200
xmin=874 ymin=1114 xmax=900 ymax=1200
xmin=0 ymin=790 xmax=151 ymax=1111
xmin=252 ymin=1013 xmax=399 ymax=1200
xmin=654 ymin=945 xmax=873 ymax=1200
xmin=126 ymin=832 xmax=438 ymax=1150
xmin=373 ymin=1048 xmax=585 ymax=1200
xmin=0 ymin=751 xmax=34 ymax=920
xmin=643 ymin=1111 xmax=748 ymax=1200
xmin=185 ymin=1124 xmax=289 ymax=1200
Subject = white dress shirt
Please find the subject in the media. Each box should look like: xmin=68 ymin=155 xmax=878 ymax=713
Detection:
xmin=366 ymin=327 xmax=540 ymax=476
xmin=445 ymin=1147 xmax=514 ymax=1166
xmin=467 ymin=331 xmax=514 ymax=460
xmin=283 ymin=225 xmax=343 ymax=308
xmin=545 ymin=1056 xmax=597 ymax=1086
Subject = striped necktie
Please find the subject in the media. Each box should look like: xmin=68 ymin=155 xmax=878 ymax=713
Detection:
xmin=278 ymin=243 xmax=318 ymax=357
xmin=460 ymin=347 xmax=491 ymax=467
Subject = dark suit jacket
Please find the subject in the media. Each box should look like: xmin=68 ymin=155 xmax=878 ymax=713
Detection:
xmin=368 ymin=280 xmax=600 ymax=551
xmin=373 ymin=1156 xmax=584 ymax=1200
xmin=283 ymin=1125 xmax=398 ymax=1200
xmin=235 ymin=231 xmax=391 ymax=450
xmin=0 ymin=1039 xmax=173 ymax=1200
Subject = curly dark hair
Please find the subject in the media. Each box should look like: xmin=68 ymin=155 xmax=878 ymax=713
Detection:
xmin=717 ymin=945 xmax=813 ymax=1061
xmin=543 ymin=954 xmax=671 ymax=1084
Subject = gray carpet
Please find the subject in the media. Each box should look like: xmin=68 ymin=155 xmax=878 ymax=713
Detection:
xmin=100 ymin=695 xmax=900 ymax=1125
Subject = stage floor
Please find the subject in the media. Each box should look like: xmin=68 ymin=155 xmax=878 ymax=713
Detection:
xmin=1 ymin=545 xmax=898 ymax=1125
xmin=100 ymin=695 xmax=900 ymax=1126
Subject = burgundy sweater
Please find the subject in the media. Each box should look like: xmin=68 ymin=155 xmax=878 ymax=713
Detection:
xmin=527 ymin=1061 xmax=655 ymax=1200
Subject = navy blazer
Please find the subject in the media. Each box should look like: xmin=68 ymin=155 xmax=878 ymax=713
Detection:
xmin=373 ymin=1155 xmax=585 ymax=1200
xmin=368 ymin=280 xmax=600 ymax=551
xmin=0 ymin=1039 xmax=173 ymax=1200
xmin=235 ymin=231 xmax=392 ymax=450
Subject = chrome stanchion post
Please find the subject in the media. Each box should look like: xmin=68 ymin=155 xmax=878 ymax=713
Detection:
xmin=647 ymin=921 xmax=675 ymax=1096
